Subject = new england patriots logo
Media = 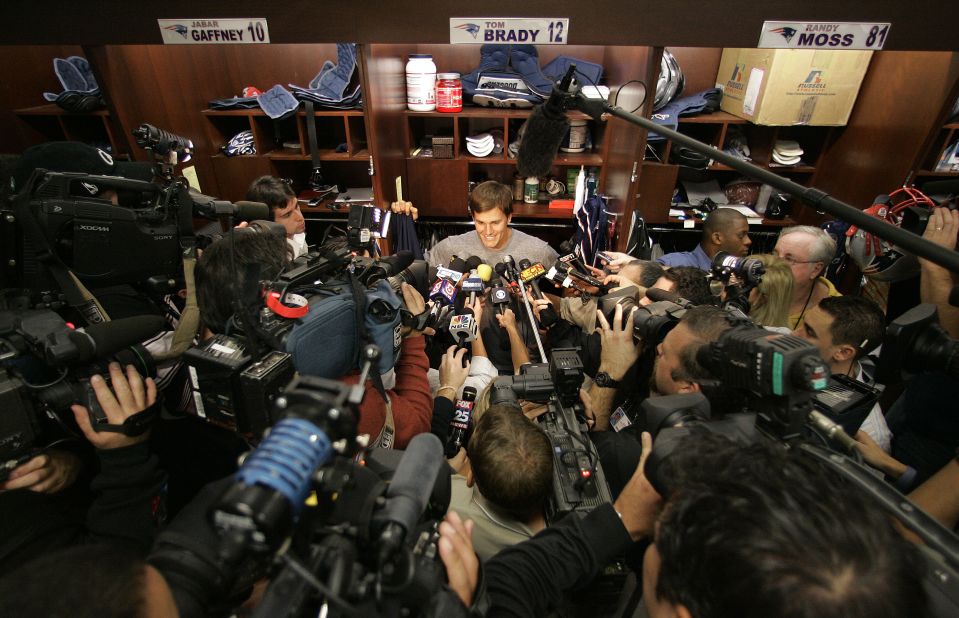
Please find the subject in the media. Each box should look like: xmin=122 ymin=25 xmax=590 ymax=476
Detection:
xmin=770 ymin=27 xmax=797 ymax=43
xmin=454 ymin=23 xmax=481 ymax=39
xmin=164 ymin=24 xmax=189 ymax=38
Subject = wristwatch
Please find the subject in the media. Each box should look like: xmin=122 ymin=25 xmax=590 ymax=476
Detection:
xmin=594 ymin=371 xmax=621 ymax=389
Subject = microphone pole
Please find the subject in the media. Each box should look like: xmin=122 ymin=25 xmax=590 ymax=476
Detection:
xmin=571 ymin=94 xmax=959 ymax=275
xmin=504 ymin=255 xmax=547 ymax=363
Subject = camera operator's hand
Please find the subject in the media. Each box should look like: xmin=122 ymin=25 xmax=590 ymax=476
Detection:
xmin=596 ymin=304 xmax=640 ymax=381
xmin=613 ymin=432 xmax=662 ymax=540
xmin=399 ymin=282 xmax=435 ymax=337
xmin=438 ymin=345 xmax=471 ymax=399
xmin=447 ymin=447 xmax=469 ymax=475
xmin=854 ymin=431 xmax=908 ymax=480
xmin=0 ymin=449 xmax=83 ymax=493
xmin=71 ymin=363 xmax=157 ymax=450
xmin=602 ymin=273 xmax=642 ymax=291
xmin=495 ymin=307 xmax=518 ymax=332
xmin=598 ymin=251 xmax=633 ymax=273
xmin=390 ymin=200 xmax=419 ymax=221
xmin=439 ymin=510 xmax=478 ymax=608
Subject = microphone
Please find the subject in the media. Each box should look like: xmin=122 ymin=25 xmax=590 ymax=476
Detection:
xmin=464 ymin=255 xmax=483 ymax=275
xmin=378 ymin=250 xmax=415 ymax=276
xmin=476 ymin=263 xmax=493 ymax=285
xmin=57 ymin=315 xmax=166 ymax=365
xmin=558 ymin=240 xmax=594 ymax=275
xmin=519 ymin=259 xmax=558 ymax=327
xmin=517 ymin=65 xmax=576 ymax=178
xmin=545 ymin=265 xmax=585 ymax=293
xmin=449 ymin=308 xmax=479 ymax=366
xmin=191 ymin=192 xmax=270 ymax=220
xmin=491 ymin=263 xmax=512 ymax=316
xmin=461 ymin=275 xmax=485 ymax=305
xmin=556 ymin=261 xmax=607 ymax=291
xmin=372 ymin=433 xmax=446 ymax=566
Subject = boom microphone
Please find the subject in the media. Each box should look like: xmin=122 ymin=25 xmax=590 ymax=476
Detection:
xmin=517 ymin=65 xmax=576 ymax=178
xmin=373 ymin=433 xmax=446 ymax=566
xmin=62 ymin=314 xmax=167 ymax=365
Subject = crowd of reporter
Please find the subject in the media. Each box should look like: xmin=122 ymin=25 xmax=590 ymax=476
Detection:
xmin=0 ymin=156 xmax=957 ymax=618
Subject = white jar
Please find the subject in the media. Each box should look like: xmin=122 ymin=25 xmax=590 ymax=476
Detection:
xmin=406 ymin=54 xmax=437 ymax=111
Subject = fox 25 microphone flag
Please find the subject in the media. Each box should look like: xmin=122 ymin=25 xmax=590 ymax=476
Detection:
xmin=575 ymin=194 xmax=610 ymax=267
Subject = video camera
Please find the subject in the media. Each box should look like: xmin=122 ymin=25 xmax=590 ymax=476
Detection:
xmin=490 ymin=348 xmax=613 ymax=522
xmin=598 ymin=287 xmax=689 ymax=346
xmin=708 ymin=251 xmax=765 ymax=314
xmin=0 ymin=308 xmax=162 ymax=479
xmin=878 ymin=302 xmax=959 ymax=382
xmin=152 ymin=348 xmax=464 ymax=618
xmin=1 ymin=167 xmax=269 ymax=312
xmin=347 ymin=203 xmax=390 ymax=254
xmin=183 ymin=241 xmax=431 ymax=438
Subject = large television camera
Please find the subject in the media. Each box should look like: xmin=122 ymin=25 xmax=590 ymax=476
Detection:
xmin=1 ymin=168 xmax=268 ymax=312
xmin=182 ymin=240 xmax=431 ymax=438
xmin=151 ymin=348 xmax=465 ymax=618
xmin=489 ymin=348 xmax=614 ymax=522
xmin=0 ymin=308 xmax=163 ymax=480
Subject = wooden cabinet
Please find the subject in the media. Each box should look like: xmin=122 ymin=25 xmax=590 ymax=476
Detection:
xmin=14 ymin=104 xmax=129 ymax=157
xmin=201 ymin=108 xmax=372 ymax=203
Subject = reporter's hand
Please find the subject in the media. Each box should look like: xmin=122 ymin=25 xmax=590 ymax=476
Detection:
xmin=390 ymin=200 xmax=419 ymax=221
xmin=613 ymin=432 xmax=662 ymax=540
xmin=447 ymin=447 xmax=469 ymax=475
xmin=599 ymin=251 xmax=633 ymax=273
xmin=602 ymin=273 xmax=645 ymax=294
xmin=465 ymin=295 xmax=484 ymax=325
xmin=71 ymin=362 xmax=157 ymax=450
xmin=495 ymin=307 xmax=518 ymax=331
xmin=400 ymin=282 xmax=435 ymax=337
xmin=596 ymin=304 xmax=641 ymax=380
xmin=854 ymin=430 xmax=907 ymax=479
xmin=438 ymin=345 xmax=471 ymax=395
xmin=0 ymin=450 xmax=82 ymax=493
xmin=439 ymin=510 xmax=478 ymax=608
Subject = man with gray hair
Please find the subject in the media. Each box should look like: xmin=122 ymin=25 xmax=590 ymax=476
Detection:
xmin=773 ymin=225 xmax=841 ymax=329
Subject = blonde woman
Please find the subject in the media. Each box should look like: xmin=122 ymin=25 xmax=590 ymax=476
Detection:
xmin=748 ymin=254 xmax=794 ymax=329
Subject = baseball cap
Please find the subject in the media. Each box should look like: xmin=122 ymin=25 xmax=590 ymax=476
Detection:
xmin=12 ymin=141 xmax=154 ymax=194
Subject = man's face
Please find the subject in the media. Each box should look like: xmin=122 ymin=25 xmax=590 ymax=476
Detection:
xmin=472 ymin=207 xmax=511 ymax=250
xmin=792 ymin=305 xmax=842 ymax=367
xmin=774 ymin=233 xmax=822 ymax=285
xmin=718 ymin=219 xmax=752 ymax=257
xmin=639 ymin=276 xmax=675 ymax=307
xmin=273 ymin=196 xmax=305 ymax=237
xmin=652 ymin=322 xmax=699 ymax=395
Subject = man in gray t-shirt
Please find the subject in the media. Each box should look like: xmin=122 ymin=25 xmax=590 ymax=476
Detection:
xmin=425 ymin=181 xmax=558 ymax=372
xmin=426 ymin=181 xmax=558 ymax=270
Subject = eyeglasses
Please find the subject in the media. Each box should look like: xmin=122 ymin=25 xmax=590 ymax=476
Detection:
xmin=777 ymin=254 xmax=820 ymax=266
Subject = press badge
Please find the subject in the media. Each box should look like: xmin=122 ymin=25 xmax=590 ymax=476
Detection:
xmin=610 ymin=406 xmax=632 ymax=432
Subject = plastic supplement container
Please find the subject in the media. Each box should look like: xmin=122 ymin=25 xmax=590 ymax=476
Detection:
xmin=436 ymin=73 xmax=463 ymax=113
xmin=406 ymin=54 xmax=437 ymax=111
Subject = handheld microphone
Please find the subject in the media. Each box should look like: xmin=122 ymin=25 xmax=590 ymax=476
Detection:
xmin=557 ymin=260 xmax=607 ymax=291
xmin=56 ymin=315 xmax=167 ymax=365
xmin=476 ymin=263 xmax=493 ymax=285
xmin=464 ymin=255 xmax=483 ymax=275
xmin=517 ymin=65 xmax=577 ymax=178
xmin=449 ymin=308 xmax=479 ymax=366
xmin=519 ymin=259 xmax=558 ymax=327
xmin=373 ymin=433 xmax=446 ymax=566
xmin=461 ymin=276 xmax=485 ymax=305
xmin=559 ymin=240 xmax=594 ymax=275
xmin=545 ymin=265 xmax=584 ymax=293
xmin=191 ymin=193 xmax=270 ymax=220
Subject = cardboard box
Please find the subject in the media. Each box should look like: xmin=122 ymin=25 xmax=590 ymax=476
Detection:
xmin=716 ymin=48 xmax=872 ymax=126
